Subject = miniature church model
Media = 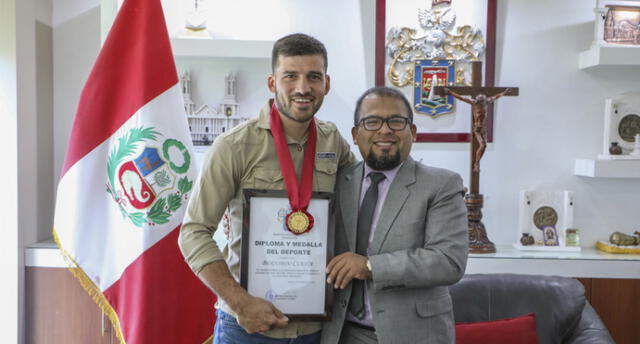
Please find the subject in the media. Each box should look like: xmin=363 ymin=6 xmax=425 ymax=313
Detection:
xmin=180 ymin=71 xmax=248 ymax=147
xmin=182 ymin=71 xmax=196 ymax=116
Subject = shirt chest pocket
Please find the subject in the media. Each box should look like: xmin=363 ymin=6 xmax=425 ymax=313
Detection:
xmin=252 ymin=168 xmax=284 ymax=190
xmin=314 ymin=161 xmax=337 ymax=193
xmin=251 ymin=162 xmax=337 ymax=192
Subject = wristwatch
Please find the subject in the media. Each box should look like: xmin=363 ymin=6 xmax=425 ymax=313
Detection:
xmin=365 ymin=259 xmax=372 ymax=272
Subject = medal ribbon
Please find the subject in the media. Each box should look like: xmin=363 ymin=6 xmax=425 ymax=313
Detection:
xmin=269 ymin=102 xmax=317 ymax=213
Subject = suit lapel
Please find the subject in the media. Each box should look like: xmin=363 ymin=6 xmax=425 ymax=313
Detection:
xmin=340 ymin=162 xmax=363 ymax=251
xmin=370 ymin=158 xmax=416 ymax=254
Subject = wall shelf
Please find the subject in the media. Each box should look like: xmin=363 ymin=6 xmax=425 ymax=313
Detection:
xmin=574 ymin=158 xmax=640 ymax=178
xmin=28 ymin=240 xmax=640 ymax=279
xmin=170 ymin=37 xmax=273 ymax=59
xmin=467 ymin=245 xmax=640 ymax=279
xmin=579 ymin=45 xmax=640 ymax=70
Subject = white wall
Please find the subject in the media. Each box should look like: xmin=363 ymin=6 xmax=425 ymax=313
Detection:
xmin=0 ymin=0 xmax=19 ymax=340
xmin=51 ymin=0 xmax=640 ymax=252
xmin=17 ymin=0 xmax=38 ymax=249
xmin=35 ymin=2 xmax=55 ymax=241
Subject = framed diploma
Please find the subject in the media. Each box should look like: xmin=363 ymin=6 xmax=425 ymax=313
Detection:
xmin=240 ymin=189 xmax=335 ymax=320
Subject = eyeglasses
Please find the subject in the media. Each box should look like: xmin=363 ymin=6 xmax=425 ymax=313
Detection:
xmin=358 ymin=115 xmax=412 ymax=131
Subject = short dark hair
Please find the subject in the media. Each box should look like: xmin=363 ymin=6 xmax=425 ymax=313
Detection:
xmin=353 ymin=86 xmax=413 ymax=126
xmin=271 ymin=33 xmax=328 ymax=72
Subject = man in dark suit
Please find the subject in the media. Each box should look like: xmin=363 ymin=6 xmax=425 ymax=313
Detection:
xmin=322 ymin=87 xmax=468 ymax=344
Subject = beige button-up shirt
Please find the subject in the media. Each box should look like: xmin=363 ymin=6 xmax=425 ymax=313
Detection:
xmin=179 ymin=100 xmax=355 ymax=338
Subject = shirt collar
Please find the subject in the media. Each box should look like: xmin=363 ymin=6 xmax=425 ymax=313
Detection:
xmin=257 ymin=99 xmax=273 ymax=130
xmin=258 ymin=99 xmax=310 ymax=144
xmin=363 ymin=160 xmax=404 ymax=184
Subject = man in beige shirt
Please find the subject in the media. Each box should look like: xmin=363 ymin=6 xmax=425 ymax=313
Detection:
xmin=179 ymin=33 xmax=355 ymax=343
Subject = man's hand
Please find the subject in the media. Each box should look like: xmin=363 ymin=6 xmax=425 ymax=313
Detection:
xmin=325 ymin=252 xmax=371 ymax=289
xmin=196 ymin=261 xmax=288 ymax=334
xmin=235 ymin=295 xmax=289 ymax=333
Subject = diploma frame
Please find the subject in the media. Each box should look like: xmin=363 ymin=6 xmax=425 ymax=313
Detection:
xmin=240 ymin=189 xmax=335 ymax=321
xmin=375 ymin=0 xmax=497 ymax=142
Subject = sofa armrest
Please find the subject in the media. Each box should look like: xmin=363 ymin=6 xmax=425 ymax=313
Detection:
xmin=565 ymin=302 xmax=615 ymax=344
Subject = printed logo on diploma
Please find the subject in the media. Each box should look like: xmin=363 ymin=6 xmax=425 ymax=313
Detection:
xmin=413 ymin=59 xmax=455 ymax=116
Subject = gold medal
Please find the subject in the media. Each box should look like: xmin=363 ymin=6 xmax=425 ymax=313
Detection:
xmin=286 ymin=210 xmax=313 ymax=235
xmin=270 ymin=103 xmax=317 ymax=236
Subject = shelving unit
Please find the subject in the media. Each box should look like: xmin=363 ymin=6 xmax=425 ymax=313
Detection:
xmin=574 ymin=158 xmax=640 ymax=178
xmin=577 ymin=37 xmax=640 ymax=177
xmin=579 ymin=45 xmax=640 ymax=70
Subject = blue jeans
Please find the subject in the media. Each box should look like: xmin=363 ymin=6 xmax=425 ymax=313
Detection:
xmin=213 ymin=310 xmax=321 ymax=344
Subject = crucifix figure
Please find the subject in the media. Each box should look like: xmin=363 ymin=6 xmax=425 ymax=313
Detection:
xmin=433 ymin=61 xmax=519 ymax=253
xmin=445 ymin=88 xmax=512 ymax=173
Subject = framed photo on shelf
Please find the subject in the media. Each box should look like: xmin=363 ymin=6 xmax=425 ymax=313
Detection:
xmin=375 ymin=0 xmax=497 ymax=142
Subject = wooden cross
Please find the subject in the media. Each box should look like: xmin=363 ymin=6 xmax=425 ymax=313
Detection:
xmin=433 ymin=61 xmax=519 ymax=253
xmin=433 ymin=61 xmax=518 ymax=194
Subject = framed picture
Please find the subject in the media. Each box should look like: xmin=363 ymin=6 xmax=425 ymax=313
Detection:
xmin=375 ymin=0 xmax=497 ymax=142
xmin=600 ymin=92 xmax=640 ymax=159
xmin=594 ymin=0 xmax=640 ymax=47
xmin=515 ymin=190 xmax=579 ymax=252
xmin=240 ymin=189 xmax=335 ymax=320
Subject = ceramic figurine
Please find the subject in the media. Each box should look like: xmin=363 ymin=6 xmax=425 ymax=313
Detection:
xmin=609 ymin=231 xmax=640 ymax=246
xmin=609 ymin=142 xmax=623 ymax=155
xmin=520 ymin=233 xmax=535 ymax=246
xmin=565 ymin=228 xmax=580 ymax=246
xmin=185 ymin=0 xmax=207 ymax=32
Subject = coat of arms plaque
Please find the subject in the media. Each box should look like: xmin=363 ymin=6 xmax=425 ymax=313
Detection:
xmin=413 ymin=60 xmax=455 ymax=116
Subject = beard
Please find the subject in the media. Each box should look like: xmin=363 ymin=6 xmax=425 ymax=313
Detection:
xmin=275 ymin=91 xmax=321 ymax=124
xmin=365 ymin=149 xmax=401 ymax=171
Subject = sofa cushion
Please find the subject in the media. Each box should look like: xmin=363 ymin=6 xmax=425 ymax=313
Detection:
xmin=455 ymin=313 xmax=539 ymax=344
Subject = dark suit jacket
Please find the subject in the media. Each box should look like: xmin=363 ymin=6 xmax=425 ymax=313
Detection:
xmin=321 ymin=157 xmax=468 ymax=344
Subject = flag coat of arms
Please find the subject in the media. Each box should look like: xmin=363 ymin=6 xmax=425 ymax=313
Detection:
xmin=53 ymin=0 xmax=215 ymax=342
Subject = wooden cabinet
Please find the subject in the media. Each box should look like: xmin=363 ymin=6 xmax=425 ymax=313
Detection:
xmin=577 ymin=278 xmax=640 ymax=344
xmin=25 ymin=267 xmax=117 ymax=344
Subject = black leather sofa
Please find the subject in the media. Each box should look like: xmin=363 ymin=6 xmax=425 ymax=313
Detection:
xmin=449 ymin=274 xmax=614 ymax=344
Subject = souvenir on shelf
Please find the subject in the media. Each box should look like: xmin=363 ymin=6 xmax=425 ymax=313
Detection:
xmin=183 ymin=0 xmax=210 ymax=38
xmin=180 ymin=70 xmax=248 ymax=157
xmin=598 ymin=92 xmax=640 ymax=160
xmin=565 ymin=228 xmax=581 ymax=247
xmin=593 ymin=0 xmax=640 ymax=47
xmin=515 ymin=190 xmax=580 ymax=252
xmin=596 ymin=231 xmax=640 ymax=253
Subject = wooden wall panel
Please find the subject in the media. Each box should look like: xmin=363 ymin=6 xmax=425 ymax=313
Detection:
xmin=590 ymin=278 xmax=640 ymax=344
xmin=25 ymin=267 xmax=115 ymax=344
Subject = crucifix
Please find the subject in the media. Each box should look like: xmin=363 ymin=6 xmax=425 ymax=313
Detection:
xmin=433 ymin=61 xmax=519 ymax=253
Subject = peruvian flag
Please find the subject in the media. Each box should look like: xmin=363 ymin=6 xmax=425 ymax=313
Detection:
xmin=53 ymin=0 xmax=215 ymax=343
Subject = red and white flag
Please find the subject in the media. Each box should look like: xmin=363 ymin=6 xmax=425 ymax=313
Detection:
xmin=53 ymin=0 xmax=215 ymax=342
